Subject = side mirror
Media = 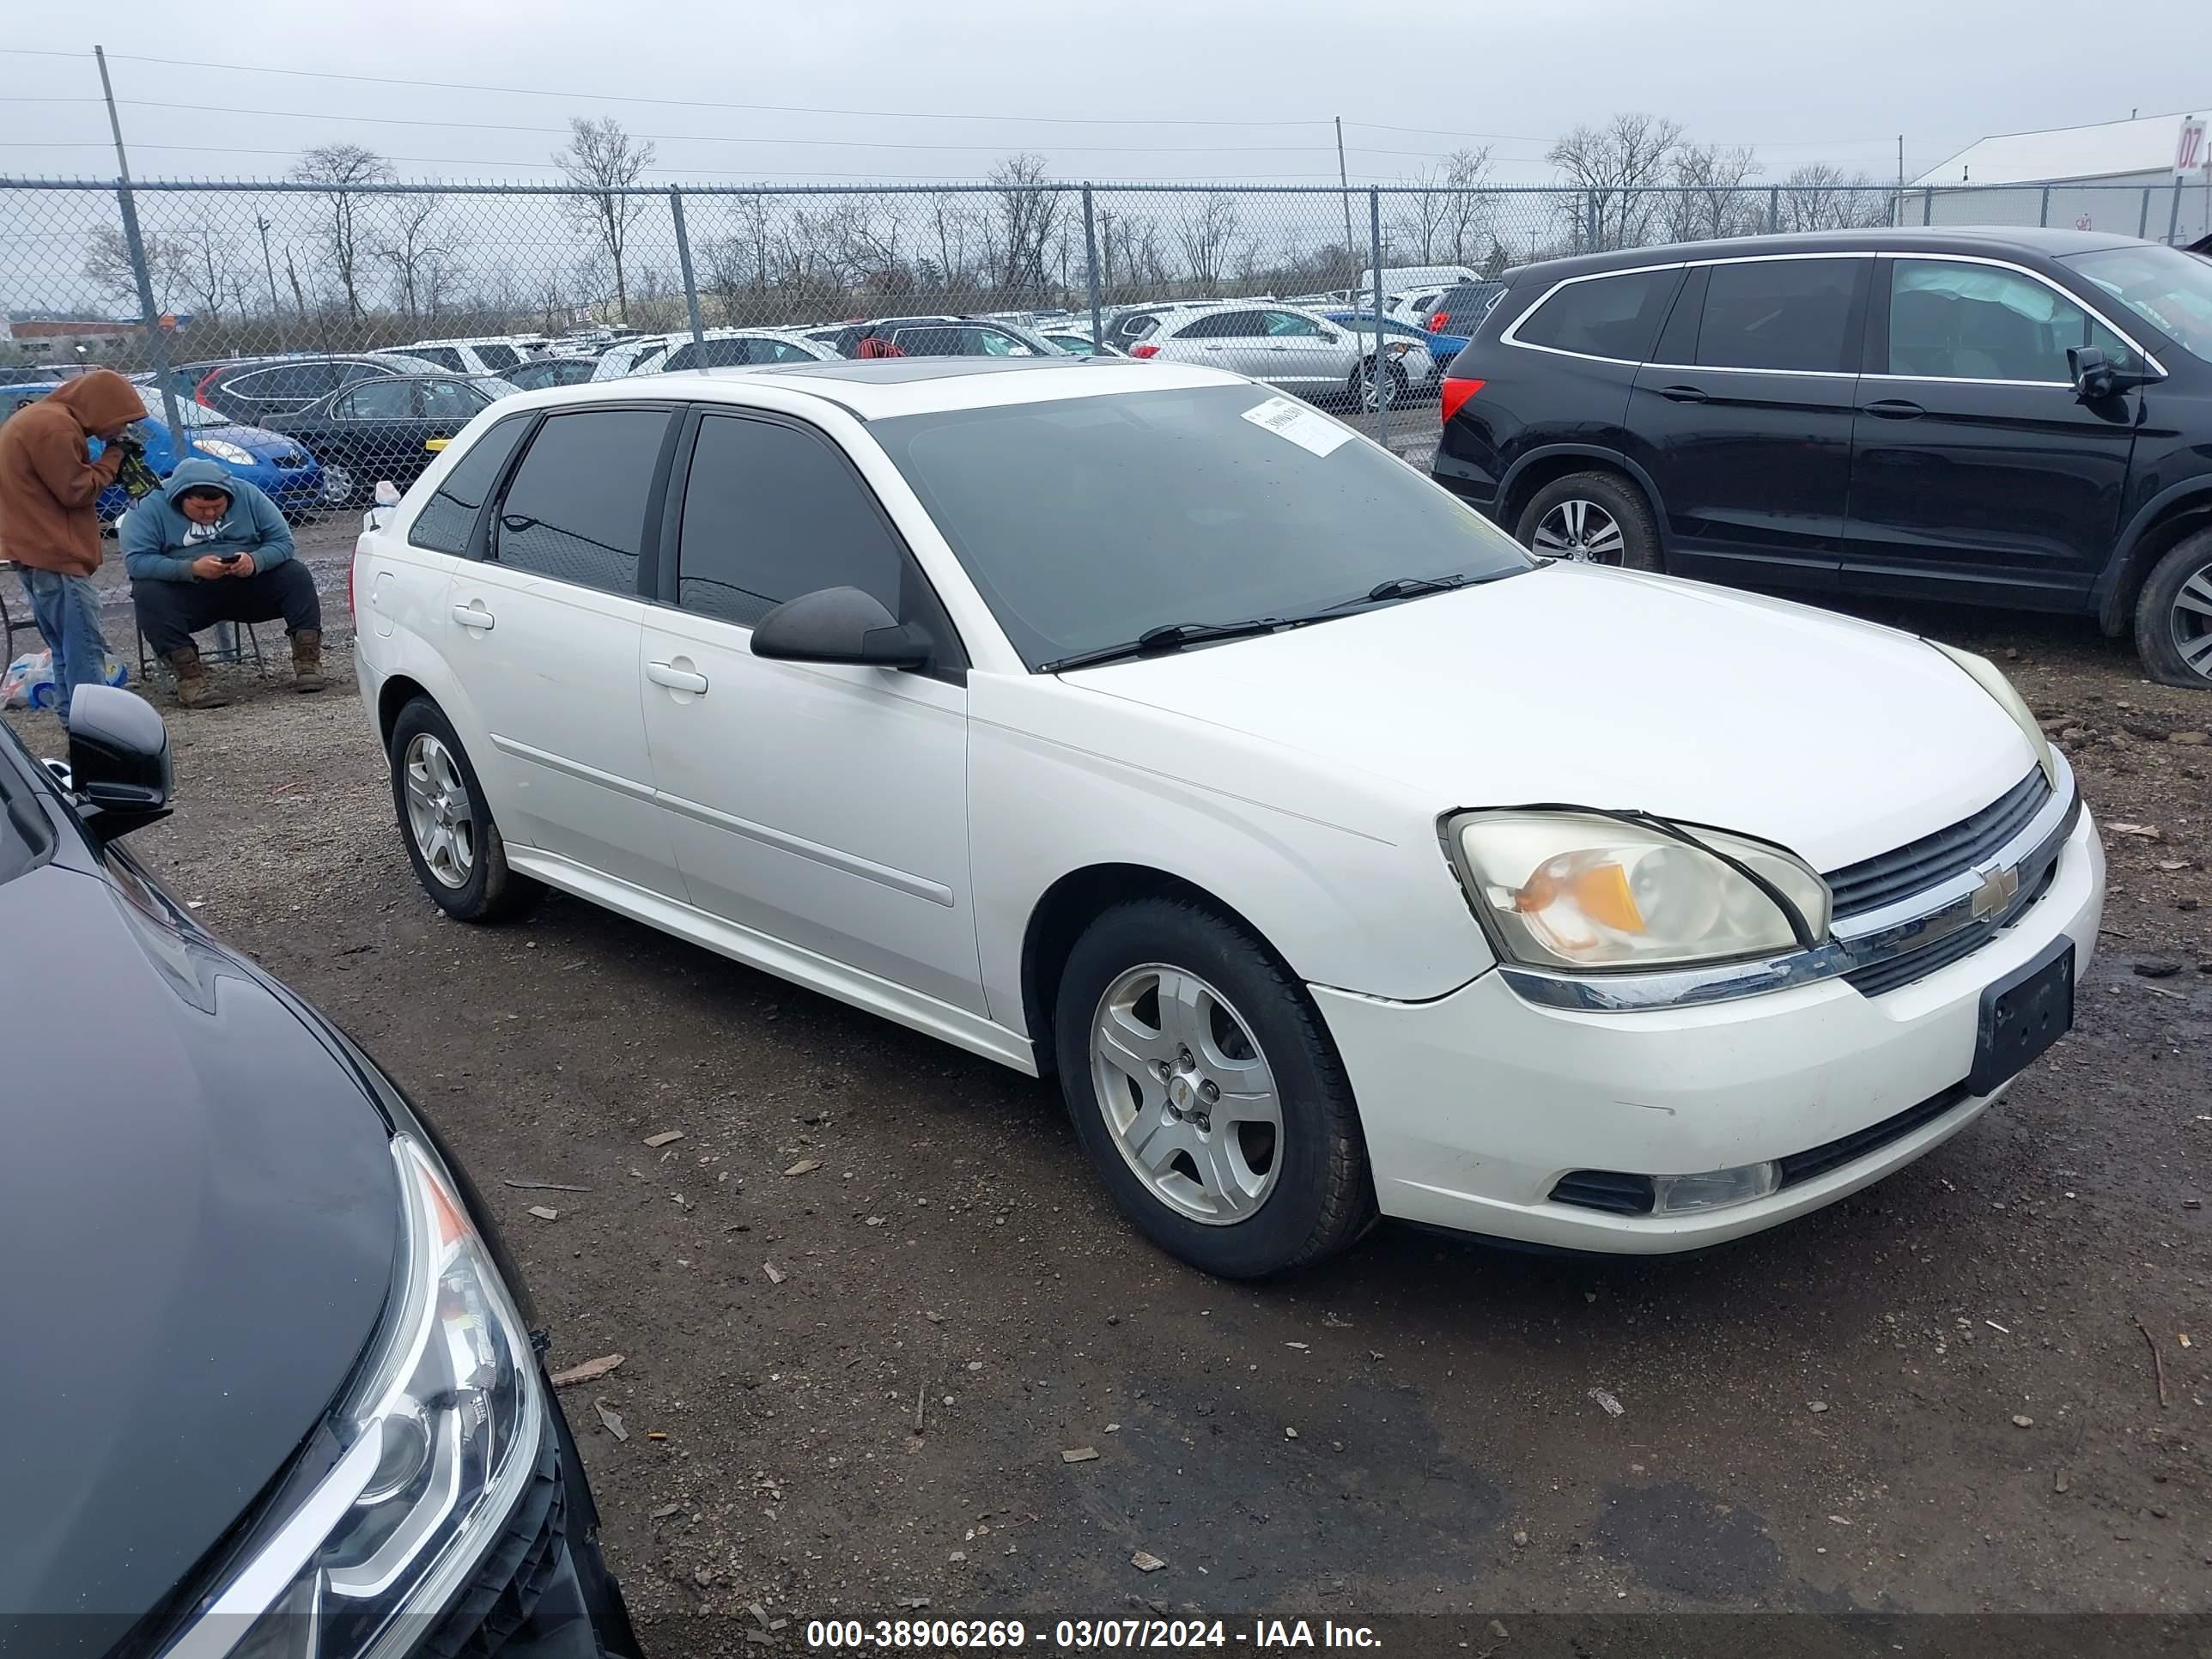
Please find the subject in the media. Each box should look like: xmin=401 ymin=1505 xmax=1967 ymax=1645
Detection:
xmin=751 ymin=586 xmax=933 ymax=670
xmin=1318 ymin=330 xmax=1340 ymax=343
xmin=65 ymin=684 xmax=172 ymax=842
xmin=2069 ymin=345 xmax=2154 ymax=402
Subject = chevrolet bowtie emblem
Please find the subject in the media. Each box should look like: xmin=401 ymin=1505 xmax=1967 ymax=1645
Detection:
xmin=1969 ymin=861 xmax=2021 ymax=921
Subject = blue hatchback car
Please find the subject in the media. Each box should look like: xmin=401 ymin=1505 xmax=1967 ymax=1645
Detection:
xmin=1 ymin=380 xmax=329 ymax=524
xmin=1322 ymin=311 xmax=1468 ymax=385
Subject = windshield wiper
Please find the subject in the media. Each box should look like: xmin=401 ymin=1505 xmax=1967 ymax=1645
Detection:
xmin=1318 ymin=572 xmax=1482 ymax=612
xmin=1042 ymin=617 xmax=1297 ymax=673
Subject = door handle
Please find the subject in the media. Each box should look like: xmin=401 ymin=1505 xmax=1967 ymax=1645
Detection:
xmin=1267 ymin=344 xmax=1291 ymax=352
xmin=450 ymin=602 xmax=494 ymax=631
xmin=646 ymin=660 xmax=709 ymax=695
xmin=1656 ymin=384 xmax=1709 ymax=403
xmin=1862 ymin=398 xmax=1925 ymax=420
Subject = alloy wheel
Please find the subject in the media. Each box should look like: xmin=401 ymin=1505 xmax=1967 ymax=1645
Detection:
xmin=1089 ymin=964 xmax=1283 ymax=1225
xmin=2168 ymin=562 xmax=2212 ymax=682
xmin=1532 ymin=498 xmax=1625 ymax=563
xmin=321 ymin=465 xmax=355 ymax=507
xmin=402 ymin=733 xmax=476 ymax=890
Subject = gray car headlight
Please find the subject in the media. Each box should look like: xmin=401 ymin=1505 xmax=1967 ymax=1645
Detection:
xmin=1929 ymin=641 xmax=2057 ymax=788
xmin=165 ymin=1136 xmax=540 ymax=1659
xmin=1449 ymin=811 xmax=1831 ymax=970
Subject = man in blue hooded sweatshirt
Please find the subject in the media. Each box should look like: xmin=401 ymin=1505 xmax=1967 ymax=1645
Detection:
xmin=119 ymin=458 xmax=324 ymax=708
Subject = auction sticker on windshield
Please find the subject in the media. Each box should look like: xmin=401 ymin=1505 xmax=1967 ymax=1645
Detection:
xmin=1241 ymin=395 xmax=1352 ymax=458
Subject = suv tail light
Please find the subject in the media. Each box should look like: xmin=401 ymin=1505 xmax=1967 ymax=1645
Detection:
xmin=1128 ymin=343 xmax=1159 ymax=359
xmin=1429 ymin=311 xmax=1450 ymax=333
xmin=349 ymin=547 xmax=359 ymax=623
xmin=1439 ymin=376 xmax=1486 ymax=425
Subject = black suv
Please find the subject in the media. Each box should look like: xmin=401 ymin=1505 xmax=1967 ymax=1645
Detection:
xmin=1432 ymin=228 xmax=2212 ymax=685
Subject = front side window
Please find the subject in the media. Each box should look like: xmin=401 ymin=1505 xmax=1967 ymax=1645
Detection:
xmin=972 ymin=328 xmax=1035 ymax=356
xmin=409 ymin=415 xmax=531 ymax=555
xmin=872 ymin=384 xmax=1529 ymax=669
xmin=1887 ymin=258 xmax=2135 ymax=381
xmin=1264 ymin=310 xmax=1325 ymax=337
xmin=337 ymin=380 xmax=413 ymax=420
xmin=1693 ymin=258 xmax=1864 ymax=373
xmin=419 ymin=380 xmax=488 ymax=418
xmin=1512 ymin=269 xmax=1683 ymax=362
xmin=2061 ymin=244 xmax=2212 ymax=366
xmin=674 ymin=415 xmax=909 ymax=629
xmin=491 ymin=409 xmax=667 ymax=592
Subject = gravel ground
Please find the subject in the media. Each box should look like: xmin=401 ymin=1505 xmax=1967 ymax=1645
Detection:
xmin=15 ymin=535 xmax=2209 ymax=1641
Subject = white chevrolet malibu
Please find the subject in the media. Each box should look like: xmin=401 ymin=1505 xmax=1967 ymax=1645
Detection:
xmin=351 ymin=358 xmax=2104 ymax=1279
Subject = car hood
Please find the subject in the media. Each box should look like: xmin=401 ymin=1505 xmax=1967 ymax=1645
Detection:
xmin=0 ymin=859 xmax=397 ymax=1642
xmin=201 ymin=421 xmax=302 ymax=457
xmin=1060 ymin=562 xmax=2039 ymax=873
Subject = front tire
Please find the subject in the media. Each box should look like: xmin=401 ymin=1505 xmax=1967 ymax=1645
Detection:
xmin=387 ymin=698 xmax=541 ymax=921
xmin=2133 ymin=528 xmax=2212 ymax=688
xmin=1514 ymin=470 xmax=1662 ymax=571
xmin=1053 ymin=897 xmax=1374 ymax=1279
xmin=1351 ymin=360 xmax=1408 ymax=412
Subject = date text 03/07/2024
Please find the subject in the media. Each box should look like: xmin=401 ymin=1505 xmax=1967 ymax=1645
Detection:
xmin=802 ymin=1617 xmax=1383 ymax=1649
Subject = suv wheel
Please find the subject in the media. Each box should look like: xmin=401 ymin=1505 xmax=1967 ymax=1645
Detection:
xmin=387 ymin=698 xmax=541 ymax=921
xmin=2134 ymin=528 xmax=2212 ymax=688
xmin=1515 ymin=471 xmax=1662 ymax=571
xmin=1053 ymin=897 xmax=1375 ymax=1279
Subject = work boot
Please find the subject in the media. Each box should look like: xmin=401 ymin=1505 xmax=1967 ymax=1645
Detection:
xmin=166 ymin=646 xmax=230 ymax=710
xmin=289 ymin=628 xmax=327 ymax=694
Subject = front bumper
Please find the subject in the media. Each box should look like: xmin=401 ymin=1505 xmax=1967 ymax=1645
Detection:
xmin=1315 ymin=807 xmax=2104 ymax=1253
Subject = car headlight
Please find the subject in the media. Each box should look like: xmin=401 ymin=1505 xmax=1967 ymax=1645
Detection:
xmin=1929 ymin=641 xmax=2057 ymax=788
xmin=193 ymin=439 xmax=256 ymax=466
xmin=1385 ymin=341 xmax=1413 ymax=358
xmin=1449 ymin=811 xmax=1830 ymax=970
xmin=168 ymin=1135 xmax=540 ymax=1659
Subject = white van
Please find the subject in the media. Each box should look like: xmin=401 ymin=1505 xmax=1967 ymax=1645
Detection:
xmin=1355 ymin=264 xmax=1477 ymax=295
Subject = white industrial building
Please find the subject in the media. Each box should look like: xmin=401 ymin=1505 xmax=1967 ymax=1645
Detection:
xmin=1909 ymin=109 xmax=2210 ymax=243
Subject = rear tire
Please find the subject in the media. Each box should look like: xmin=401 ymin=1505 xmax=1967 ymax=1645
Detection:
xmin=387 ymin=697 xmax=541 ymax=922
xmin=2133 ymin=527 xmax=2212 ymax=688
xmin=1350 ymin=360 xmax=1409 ymax=412
xmin=1052 ymin=896 xmax=1375 ymax=1279
xmin=1514 ymin=470 xmax=1662 ymax=571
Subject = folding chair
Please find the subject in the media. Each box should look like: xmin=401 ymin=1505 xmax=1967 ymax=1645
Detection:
xmin=0 ymin=582 xmax=36 ymax=663
xmin=137 ymin=617 xmax=269 ymax=685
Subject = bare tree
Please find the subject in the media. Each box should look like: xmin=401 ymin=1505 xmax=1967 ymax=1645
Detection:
xmin=1666 ymin=143 xmax=1763 ymax=241
xmin=1777 ymin=163 xmax=1891 ymax=231
xmin=378 ymin=195 xmax=464 ymax=325
xmin=1173 ymin=191 xmax=1243 ymax=295
xmin=1395 ymin=147 xmax=1495 ymax=264
xmin=173 ymin=223 xmax=240 ymax=326
xmin=987 ymin=155 xmax=1061 ymax=302
xmin=82 ymin=223 xmax=190 ymax=313
xmin=283 ymin=244 xmax=308 ymax=321
xmin=1547 ymin=113 xmax=1685 ymax=252
xmin=291 ymin=143 xmax=393 ymax=321
xmin=554 ymin=117 xmax=656 ymax=323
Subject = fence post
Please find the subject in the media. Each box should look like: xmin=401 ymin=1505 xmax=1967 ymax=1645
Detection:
xmin=2168 ymin=177 xmax=2186 ymax=246
xmin=1767 ymin=185 xmax=1780 ymax=234
xmin=1082 ymin=184 xmax=1102 ymax=347
xmin=2139 ymin=186 xmax=2152 ymax=239
xmin=1585 ymin=189 xmax=1600 ymax=253
xmin=2039 ymin=185 xmax=2051 ymax=228
xmin=1923 ymin=188 xmax=1934 ymax=226
xmin=670 ymin=187 xmax=706 ymax=348
xmin=1369 ymin=188 xmax=1388 ymax=444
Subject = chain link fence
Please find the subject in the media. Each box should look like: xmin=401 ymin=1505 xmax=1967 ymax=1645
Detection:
xmin=3 ymin=175 xmax=2208 ymax=511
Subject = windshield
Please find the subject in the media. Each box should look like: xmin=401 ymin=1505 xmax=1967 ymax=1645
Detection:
xmin=2061 ymin=244 xmax=2212 ymax=365
xmin=872 ymin=384 xmax=1530 ymax=669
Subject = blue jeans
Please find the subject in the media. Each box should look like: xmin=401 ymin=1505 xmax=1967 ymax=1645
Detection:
xmin=15 ymin=567 xmax=109 ymax=721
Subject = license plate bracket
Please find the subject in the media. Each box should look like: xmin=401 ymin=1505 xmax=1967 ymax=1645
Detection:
xmin=1968 ymin=937 xmax=2075 ymax=1097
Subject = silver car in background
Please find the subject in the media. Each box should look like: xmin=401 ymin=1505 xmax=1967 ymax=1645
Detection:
xmin=1125 ymin=301 xmax=1432 ymax=408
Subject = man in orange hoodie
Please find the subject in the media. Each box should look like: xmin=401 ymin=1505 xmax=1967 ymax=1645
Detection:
xmin=0 ymin=369 xmax=147 ymax=720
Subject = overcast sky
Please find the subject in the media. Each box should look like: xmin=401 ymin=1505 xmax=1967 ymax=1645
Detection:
xmin=5 ymin=0 xmax=2206 ymax=191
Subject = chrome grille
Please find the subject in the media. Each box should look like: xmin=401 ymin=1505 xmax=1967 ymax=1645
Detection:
xmin=1823 ymin=769 xmax=2052 ymax=920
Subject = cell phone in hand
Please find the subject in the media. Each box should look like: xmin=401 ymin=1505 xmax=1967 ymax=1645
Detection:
xmin=217 ymin=554 xmax=242 ymax=566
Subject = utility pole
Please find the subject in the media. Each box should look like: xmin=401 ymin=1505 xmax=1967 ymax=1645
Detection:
xmin=94 ymin=46 xmax=185 ymax=442
xmin=255 ymin=214 xmax=280 ymax=317
xmin=1335 ymin=116 xmax=1357 ymax=290
xmin=1896 ymin=134 xmax=1905 ymax=227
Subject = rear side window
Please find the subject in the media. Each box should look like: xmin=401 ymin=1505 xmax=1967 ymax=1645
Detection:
xmin=1693 ymin=258 xmax=1863 ymax=372
xmin=664 ymin=338 xmax=760 ymax=372
xmin=337 ymin=380 xmax=412 ymax=420
xmin=411 ymin=347 xmax=465 ymax=372
xmin=675 ymin=414 xmax=909 ymax=629
xmin=1435 ymin=282 xmax=1505 ymax=331
xmin=491 ymin=409 xmax=669 ymax=592
xmin=475 ymin=344 xmax=520 ymax=371
xmin=409 ymin=415 xmax=531 ymax=554
xmin=1512 ymin=270 xmax=1683 ymax=362
xmin=1177 ymin=311 xmax=1265 ymax=340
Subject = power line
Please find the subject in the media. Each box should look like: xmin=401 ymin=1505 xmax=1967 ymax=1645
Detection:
xmin=0 ymin=46 xmax=1338 ymax=131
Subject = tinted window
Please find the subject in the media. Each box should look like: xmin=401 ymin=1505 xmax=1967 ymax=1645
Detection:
xmin=758 ymin=339 xmax=817 ymax=363
xmin=663 ymin=337 xmax=763 ymax=372
xmin=1513 ymin=270 xmax=1683 ymax=361
xmin=1177 ymin=311 xmax=1265 ymax=340
xmin=411 ymin=347 xmax=465 ymax=372
xmin=1434 ymin=282 xmax=1506 ymax=331
xmin=675 ymin=415 xmax=908 ymax=629
xmin=337 ymin=380 xmax=412 ymax=419
xmin=1692 ymin=258 xmax=1863 ymax=372
xmin=338 ymin=362 xmax=389 ymax=386
xmin=475 ymin=344 xmax=520 ymax=371
xmin=493 ymin=410 xmax=667 ymax=592
xmin=419 ymin=379 xmax=487 ymax=418
xmin=889 ymin=326 xmax=973 ymax=357
xmin=1887 ymin=259 xmax=2133 ymax=381
xmin=873 ymin=384 xmax=1528 ymax=668
xmin=409 ymin=414 xmax=531 ymax=555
